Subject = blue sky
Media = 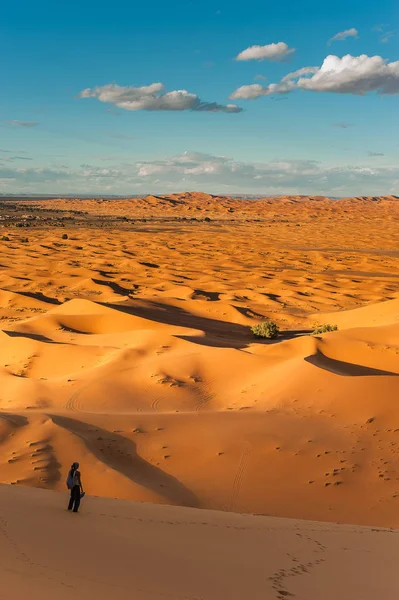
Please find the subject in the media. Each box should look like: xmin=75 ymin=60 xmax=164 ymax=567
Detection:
xmin=1 ymin=0 xmax=398 ymax=196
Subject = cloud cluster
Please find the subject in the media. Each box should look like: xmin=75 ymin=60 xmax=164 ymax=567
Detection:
xmin=1 ymin=151 xmax=397 ymax=196
xmin=79 ymin=83 xmax=242 ymax=113
xmin=328 ymin=28 xmax=358 ymax=45
xmin=230 ymin=54 xmax=399 ymax=99
xmin=0 ymin=156 xmax=33 ymax=162
xmin=5 ymin=120 xmax=39 ymax=128
xmin=230 ymin=67 xmax=317 ymax=99
xmin=235 ymin=42 xmax=295 ymax=62
xmin=297 ymin=54 xmax=399 ymax=94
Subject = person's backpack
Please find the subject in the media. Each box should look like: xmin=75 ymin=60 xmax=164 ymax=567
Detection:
xmin=66 ymin=469 xmax=75 ymax=490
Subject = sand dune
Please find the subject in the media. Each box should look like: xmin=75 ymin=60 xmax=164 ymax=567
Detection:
xmin=0 ymin=194 xmax=398 ymax=529
xmin=1 ymin=484 xmax=399 ymax=600
xmin=317 ymin=297 xmax=399 ymax=329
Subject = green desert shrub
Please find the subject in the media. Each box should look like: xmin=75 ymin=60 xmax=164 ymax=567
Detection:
xmin=1 ymin=235 xmax=10 ymax=241
xmin=312 ymin=323 xmax=338 ymax=335
xmin=62 ymin=233 xmax=68 ymax=239
xmin=251 ymin=320 xmax=280 ymax=339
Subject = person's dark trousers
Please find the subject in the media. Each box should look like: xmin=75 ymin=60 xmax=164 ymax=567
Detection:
xmin=68 ymin=485 xmax=81 ymax=512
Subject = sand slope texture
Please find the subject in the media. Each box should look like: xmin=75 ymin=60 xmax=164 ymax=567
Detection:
xmin=1 ymin=484 xmax=399 ymax=600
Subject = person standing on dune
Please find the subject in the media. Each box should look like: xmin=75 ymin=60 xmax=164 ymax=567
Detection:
xmin=66 ymin=462 xmax=84 ymax=513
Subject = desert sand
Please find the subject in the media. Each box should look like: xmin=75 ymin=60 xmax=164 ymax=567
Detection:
xmin=1 ymin=483 xmax=399 ymax=600
xmin=0 ymin=192 xmax=398 ymax=531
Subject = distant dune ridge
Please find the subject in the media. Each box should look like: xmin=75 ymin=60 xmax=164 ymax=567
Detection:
xmin=0 ymin=193 xmax=398 ymax=530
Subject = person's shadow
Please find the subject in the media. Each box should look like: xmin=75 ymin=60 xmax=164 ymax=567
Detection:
xmin=48 ymin=414 xmax=199 ymax=508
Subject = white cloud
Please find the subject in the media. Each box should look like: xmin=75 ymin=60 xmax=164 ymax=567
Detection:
xmin=1 ymin=151 xmax=398 ymax=196
xmin=138 ymin=164 xmax=167 ymax=177
xmin=5 ymin=120 xmax=39 ymax=128
xmin=334 ymin=122 xmax=353 ymax=128
xmin=328 ymin=28 xmax=359 ymax=44
xmin=0 ymin=166 xmax=72 ymax=183
xmin=281 ymin=67 xmax=319 ymax=82
xmin=230 ymin=54 xmax=399 ymax=99
xmin=296 ymin=54 xmax=399 ymax=94
xmin=230 ymin=84 xmax=269 ymax=100
xmin=79 ymin=83 xmax=242 ymax=113
xmin=235 ymin=42 xmax=295 ymax=62
xmin=230 ymin=81 xmax=294 ymax=100
xmin=368 ymin=151 xmax=385 ymax=157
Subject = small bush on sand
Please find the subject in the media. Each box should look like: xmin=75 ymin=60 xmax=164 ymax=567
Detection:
xmin=312 ymin=324 xmax=338 ymax=335
xmin=62 ymin=233 xmax=68 ymax=239
xmin=251 ymin=321 xmax=279 ymax=339
xmin=1 ymin=235 xmax=10 ymax=241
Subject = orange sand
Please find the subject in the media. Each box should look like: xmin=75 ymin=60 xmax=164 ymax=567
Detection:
xmin=1 ymin=484 xmax=399 ymax=600
xmin=0 ymin=193 xmax=398 ymax=528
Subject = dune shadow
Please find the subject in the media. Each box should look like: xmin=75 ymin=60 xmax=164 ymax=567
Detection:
xmin=3 ymin=330 xmax=59 ymax=344
xmin=57 ymin=322 xmax=90 ymax=334
xmin=92 ymin=278 xmax=136 ymax=297
xmin=10 ymin=290 xmax=61 ymax=305
xmin=175 ymin=333 xmax=249 ymax=349
xmin=193 ymin=289 xmax=221 ymax=302
xmin=279 ymin=329 xmax=313 ymax=340
xmin=305 ymin=352 xmax=399 ymax=377
xmin=232 ymin=305 xmax=266 ymax=320
xmin=48 ymin=414 xmax=200 ymax=508
xmin=29 ymin=441 xmax=62 ymax=486
xmin=97 ymin=270 xmax=118 ymax=279
xmin=46 ymin=448 xmax=62 ymax=485
xmin=9 ymin=275 xmax=32 ymax=281
xmin=139 ymin=261 xmax=159 ymax=269
xmin=0 ymin=412 xmax=29 ymax=428
xmin=261 ymin=292 xmax=281 ymax=302
xmin=41 ymin=244 xmax=61 ymax=252
xmin=100 ymin=300 xmax=251 ymax=349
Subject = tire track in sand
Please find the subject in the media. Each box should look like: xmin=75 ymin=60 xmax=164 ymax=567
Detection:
xmin=228 ymin=441 xmax=252 ymax=512
xmin=195 ymin=391 xmax=215 ymax=414
xmin=65 ymin=365 xmax=137 ymax=413
xmin=65 ymin=385 xmax=85 ymax=412
xmin=151 ymin=397 xmax=163 ymax=412
xmin=193 ymin=376 xmax=216 ymax=413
